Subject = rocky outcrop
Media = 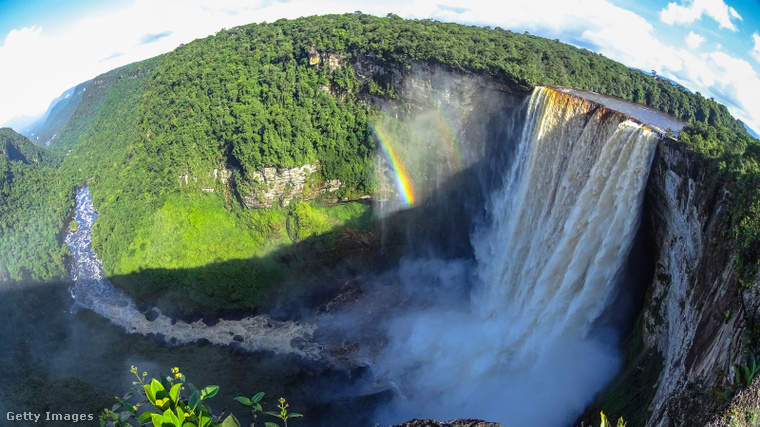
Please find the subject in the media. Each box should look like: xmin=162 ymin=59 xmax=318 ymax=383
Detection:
xmin=308 ymin=46 xmax=345 ymax=69
xmin=240 ymin=163 xmax=342 ymax=209
xmin=638 ymin=140 xmax=747 ymax=425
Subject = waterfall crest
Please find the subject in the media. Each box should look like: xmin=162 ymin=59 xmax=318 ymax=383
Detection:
xmin=376 ymin=87 xmax=658 ymax=424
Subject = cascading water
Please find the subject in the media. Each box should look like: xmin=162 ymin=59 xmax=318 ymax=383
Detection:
xmin=374 ymin=87 xmax=658 ymax=425
xmin=473 ymin=87 xmax=658 ymax=359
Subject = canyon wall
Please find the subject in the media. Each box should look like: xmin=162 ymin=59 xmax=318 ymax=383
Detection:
xmin=626 ymin=139 xmax=748 ymax=426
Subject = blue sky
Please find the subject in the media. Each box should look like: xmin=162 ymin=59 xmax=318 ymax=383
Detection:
xmin=1 ymin=0 xmax=759 ymax=133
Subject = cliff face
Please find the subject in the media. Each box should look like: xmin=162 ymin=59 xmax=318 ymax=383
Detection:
xmin=239 ymin=163 xmax=342 ymax=209
xmin=640 ymin=140 xmax=746 ymax=425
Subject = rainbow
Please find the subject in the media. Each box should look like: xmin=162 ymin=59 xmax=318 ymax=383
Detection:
xmin=370 ymin=123 xmax=416 ymax=207
xmin=433 ymin=107 xmax=466 ymax=172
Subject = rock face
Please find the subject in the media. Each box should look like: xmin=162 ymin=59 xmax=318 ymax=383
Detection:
xmin=240 ymin=162 xmax=342 ymax=209
xmin=638 ymin=139 xmax=746 ymax=425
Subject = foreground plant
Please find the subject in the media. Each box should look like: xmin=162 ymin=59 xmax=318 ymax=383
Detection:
xmin=264 ymin=397 xmax=303 ymax=427
xmin=599 ymin=411 xmax=626 ymax=427
xmin=101 ymin=366 xmax=302 ymax=427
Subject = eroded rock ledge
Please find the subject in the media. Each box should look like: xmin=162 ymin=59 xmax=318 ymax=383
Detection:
xmin=392 ymin=419 xmax=501 ymax=427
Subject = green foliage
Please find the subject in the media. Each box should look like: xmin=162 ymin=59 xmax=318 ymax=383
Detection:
xmin=2 ymin=128 xmax=63 ymax=166
xmin=674 ymin=120 xmax=760 ymax=265
xmin=264 ymin=397 xmax=302 ymax=427
xmin=101 ymin=366 xmax=235 ymax=427
xmin=102 ymin=366 xmax=299 ymax=427
xmin=288 ymin=202 xmax=333 ymax=241
xmin=108 ymin=198 xmax=370 ymax=315
xmin=599 ymin=412 xmax=626 ymax=427
xmin=734 ymin=353 xmax=760 ymax=389
xmin=0 ymin=129 xmax=74 ymax=281
xmin=115 ymin=193 xmax=280 ymax=275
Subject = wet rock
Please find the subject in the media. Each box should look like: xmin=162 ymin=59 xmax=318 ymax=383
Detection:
xmin=202 ymin=314 xmax=218 ymax=327
xmin=144 ymin=309 xmax=159 ymax=322
xmin=233 ymin=335 xmax=244 ymax=342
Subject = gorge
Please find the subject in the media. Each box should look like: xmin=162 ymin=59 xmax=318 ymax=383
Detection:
xmin=1 ymin=13 xmax=758 ymax=427
xmin=63 ymin=75 xmax=698 ymax=425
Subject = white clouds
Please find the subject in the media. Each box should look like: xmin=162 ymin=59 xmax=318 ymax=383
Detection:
xmin=667 ymin=46 xmax=760 ymax=132
xmin=752 ymin=33 xmax=760 ymax=63
xmin=660 ymin=0 xmax=742 ymax=31
xmin=702 ymin=51 xmax=760 ymax=130
xmin=1 ymin=0 xmax=759 ymax=134
xmin=685 ymin=30 xmax=705 ymax=49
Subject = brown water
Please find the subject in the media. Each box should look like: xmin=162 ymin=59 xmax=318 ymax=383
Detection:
xmin=551 ymin=86 xmax=686 ymax=136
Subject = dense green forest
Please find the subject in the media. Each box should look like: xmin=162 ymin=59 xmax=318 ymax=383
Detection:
xmin=0 ymin=128 xmax=73 ymax=281
xmin=2 ymin=13 xmax=758 ymax=313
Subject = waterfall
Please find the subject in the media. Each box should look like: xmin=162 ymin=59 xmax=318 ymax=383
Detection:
xmin=376 ymin=87 xmax=658 ymax=425
xmin=473 ymin=87 xmax=658 ymax=363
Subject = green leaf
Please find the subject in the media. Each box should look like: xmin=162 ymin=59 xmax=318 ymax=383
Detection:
xmin=198 ymin=412 xmax=211 ymax=427
xmin=161 ymin=408 xmax=181 ymax=425
xmin=221 ymin=414 xmax=242 ymax=427
xmin=169 ymin=383 xmax=182 ymax=405
xmin=252 ymin=392 xmax=265 ymax=403
xmin=175 ymin=406 xmax=187 ymax=422
xmin=289 ymin=413 xmax=303 ymax=418
xmin=264 ymin=423 xmax=280 ymax=427
xmin=138 ymin=412 xmax=154 ymax=424
xmin=150 ymin=379 xmax=165 ymax=400
xmin=144 ymin=383 xmax=156 ymax=403
xmin=117 ymin=411 xmax=132 ymax=422
xmin=189 ymin=390 xmax=201 ymax=413
xmin=200 ymin=385 xmax=219 ymax=399
xmin=234 ymin=396 xmax=252 ymax=406
xmin=151 ymin=413 xmax=163 ymax=427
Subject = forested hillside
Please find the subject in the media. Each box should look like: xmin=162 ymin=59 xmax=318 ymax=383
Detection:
xmin=0 ymin=128 xmax=73 ymax=281
xmin=2 ymin=13 xmax=759 ymax=313
xmin=22 ymin=80 xmax=90 ymax=147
